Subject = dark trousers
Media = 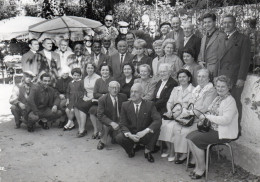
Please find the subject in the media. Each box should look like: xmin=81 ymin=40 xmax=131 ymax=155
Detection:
xmin=10 ymin=105 xmax=26 ymax=125
xmin=231 ymin=86 xmax=243 ymax=136
xmin=101 ymin=124 xmax=120 ymax=144
xmin=115 ymin=129 xmax=160 ymax=155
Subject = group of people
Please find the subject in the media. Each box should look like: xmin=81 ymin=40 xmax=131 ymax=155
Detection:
xmin=9 ymin=12 xmax=250 ymax=180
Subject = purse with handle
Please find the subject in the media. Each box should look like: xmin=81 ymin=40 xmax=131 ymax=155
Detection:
xmin=192 ymin=109 xmax=211 ymax=132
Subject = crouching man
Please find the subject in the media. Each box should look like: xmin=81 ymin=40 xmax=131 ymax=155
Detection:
xmin=27 ymin=73 xmax=63 ymax=130
xmin=9 ymin=71 xmax=35 ymax=132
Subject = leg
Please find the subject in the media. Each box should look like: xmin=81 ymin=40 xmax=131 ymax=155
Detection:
xmin=74 ymin=108 xmax=82 ymax=132
xmin=189 ymin=140 xmax=206 ymax=175
xmin=231 ymin=86 xmax=243 ymax=136
xmin=27 ymin=111 xmax=39 ymax=132
xmin=10 ymin=105 xmax=22 ymax=128
xmin=115 ymin=132 xmax=135 ymax=155
xmin=100 ymin=125 xmax=111 ymax=144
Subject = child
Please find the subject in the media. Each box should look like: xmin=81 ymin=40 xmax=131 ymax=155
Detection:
xmin=64 ymin=68 xmax=85 ymax=130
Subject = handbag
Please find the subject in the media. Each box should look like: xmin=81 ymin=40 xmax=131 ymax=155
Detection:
xmin=162 ymin=103 xmax=195 ymax=127
xmin=192 ymin=109 xmax=211 ymax=132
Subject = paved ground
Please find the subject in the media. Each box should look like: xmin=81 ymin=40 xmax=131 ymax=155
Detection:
xmin=0 ymin=84 xmax=259 ymax=182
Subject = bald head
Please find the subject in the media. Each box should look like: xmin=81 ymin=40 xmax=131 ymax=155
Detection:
xmin=183 ymin=22 xmax=194 ymax=37
xmin=130 ymin=83 xmax=143 ymax=103
xmin=171 ymin=17 xmax=181 ymax=32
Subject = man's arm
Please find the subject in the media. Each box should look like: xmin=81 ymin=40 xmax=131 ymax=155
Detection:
xmin=97 ymin=96 xmax=114 ymax=126
xmin=119 ymin=102 xmax=130 ymax=133
xmin=147 ymin=102 xmax=162 ymax=132
xmin=27 ymin=86 xmax=39 ymax=114
xmin=9 ymin=85 xmax=20 ymax=105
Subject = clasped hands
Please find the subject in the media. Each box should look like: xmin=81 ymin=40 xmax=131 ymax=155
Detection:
xmin=128 ymin=129 xmax=150 ymax=142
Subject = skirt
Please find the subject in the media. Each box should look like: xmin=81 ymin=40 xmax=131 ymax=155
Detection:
xmin=158 ymin=119 xmax=178 ymax=143
xmin=75 ymin=100 xmax=94 ymax=114
xmin=186 ymin=129 xmax=231 ymax=150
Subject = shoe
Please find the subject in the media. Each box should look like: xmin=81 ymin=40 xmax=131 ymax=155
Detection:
xmin=168 ymin=156 xmax=175 ymax=162
xmin=68 ymin=125 xmax=75 ymax=130
xmin=92 ymin=132 xmax=98 ymax=139
xmin=97 ymin=141 xmax=105 ymax=150
xmin=161 ymin=153 xmax=169 ymax=158
xmin=77 ymin=130 xmax=87 ymax=138
xmin=175 ymin=158 xmax=187 ymax=164
xmin=58 ymin=121 xmax=66 ymax=128
xmin=144 ymin=152 xmax=154 ymax=163
xmin=128 ymin=149 xmax=135 ymax=158
xmin=96 ymin=132 xmax=102 ymax=140
xmin=190 ymin=172 xmax=205 ymax=180
xmin=27 ymin=125 xmax=34 ymax=132
xmin=189 ymin=171 xmax=195 ymax=177
xmin=39 ymin=120 xmax=49 ymax=130
xmin=188 ymin=163 xmax=196 ymax=168
xmin=63 ymin=125 xmax=69 ymax=131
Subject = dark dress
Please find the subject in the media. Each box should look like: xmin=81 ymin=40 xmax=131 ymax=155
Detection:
xmin=118 ymin=76 xmax=136 ymax=98
xmin=66 ymin=80 xmax=85 ymax=109
xmin=131 ymin=55 xmax=153 ymax=76
xmin=55 ymin=77 xmax=73 ymax=95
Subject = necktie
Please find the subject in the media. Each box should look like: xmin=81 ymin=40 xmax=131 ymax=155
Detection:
xmin=113 ymin=97 xmax=118 ymax=122
xmin=135 ymin=104 xmax=139 ymax=119
xmin=120 ymin=54 xmax=124 ymax=68
xmin=106 ymin=48 xmax=109 ymax=55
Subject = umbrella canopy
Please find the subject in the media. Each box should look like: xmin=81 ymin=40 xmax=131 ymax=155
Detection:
xmin=29 ymin=16 xmax=103 ymax=33
xmin=0 ymin=16 xmax=45 ymax=40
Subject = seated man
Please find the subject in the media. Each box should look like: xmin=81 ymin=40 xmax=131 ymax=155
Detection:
xmin=97 ymin=81 xmax=128 ymax=150
xmin=9 ymin=71 xmax=36 ymax=132
xmin=115 ymin=83 xmax=162 ymax=162
xmin=27 ymin=73 xmax=63 ymax=130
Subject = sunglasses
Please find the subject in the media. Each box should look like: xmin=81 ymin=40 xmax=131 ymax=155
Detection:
xmin=105 ymin=20 xmax=113 ymax=22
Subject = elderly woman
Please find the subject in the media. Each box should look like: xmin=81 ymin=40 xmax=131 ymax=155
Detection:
xmin=74 ymin=62 xmax=101 ymax=137
xmin=159 ymin=22 xmax=171 ymax=40
xmin=134 ymin=64 xmax=156 ymax=101
xmin=153 ymin=63 xmax=178 ymax=116
xmin=159 ymin=69 xmax=194 ymax=162
xmin=117 ymin=63 xmax=136 ymax=98
xmin=182 ymin=48 xmax=202 ymax=86
xmin=186 ymin=75 xmax=238 ymax=179
xmin=151 ymin=40 xmax=164 ymax=77
xmin=159 ymin=39 xmax=183 ymax=79
xmin=88 ymin=63 xmax=115 ymax=139
xmin=132 ymin=39 xmax=153 ymax=77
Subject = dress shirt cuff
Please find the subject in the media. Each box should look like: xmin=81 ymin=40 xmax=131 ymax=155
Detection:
xmin=124 ymin=132 xmax=131 ymax=137
xmin=146 ymin=128 xmax=153 ymax=134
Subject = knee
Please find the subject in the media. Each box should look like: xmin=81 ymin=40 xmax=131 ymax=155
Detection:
xmin=28 ymin=112 xmax=39 ymax=121
xmin=115 ymin=132 xmax=125 ymax=144
xmin=10 ymin=105 xmax=18 ymax=112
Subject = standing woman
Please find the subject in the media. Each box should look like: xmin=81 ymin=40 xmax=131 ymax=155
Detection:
xmin=117 ymin=63 xmax=136 ymax=98
xmin=159 ymin=39 xmax=183 ymax=79
xmin=159 ymin=69 xmax=194 ymax=162
xmin=88 ymin=63 xmax=115 ymax=139
xmin=74 ymin=63 xmax=100 ymax=137
xmin=182 ymin=48 xmax=202 ymax=86
xmin=186 ymin=75 xmax=238 ymax=179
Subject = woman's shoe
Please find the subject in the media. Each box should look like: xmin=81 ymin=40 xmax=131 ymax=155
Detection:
xmin=161 ymin=153 xmax=169 ymax=158
xmin=175 ymin=158 xmax=187 ymax=164
xmin=63 ymin=125 xmax=69 ymax=131
xmin=92 ymin=132 xmax=98 ymax=139
xmin=168 ymin=156 xmax=175 ymax=162
xmin=77 ymin=130 xmax=87 ymax=138
xmin=68 ymin=125 xmax=75 ymax=130
xmin=189 ymin=171 xmax=196 ymax=177
xmin=188 ymin=163 xmax=196 ymax=168
xmin=190 ymin=172 xmax=205 ymax=180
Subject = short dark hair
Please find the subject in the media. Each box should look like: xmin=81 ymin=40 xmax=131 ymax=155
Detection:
xmin=177 ymin=69 xmax=193 ymax=84
xmin=126 ymin=32 xmax=136 ymax=39
xmin=122 ymin=63 xmax=135 ymax=75
xmin=99 ymin=63 xmax=113 ymax=75
xmin=83 ymin=62 xmax=97 ymax=77
xmin=28 ymin=39 xmax=38 ymax=45
xmin=182 ymin=48 xmax=195 ymax=59
xmin=202 ymin=13 xmax=217 ymax=22
xmin=223 ymin=14 xmax=236 ymax=23
xmin=42 ymin=38 xmax=52 ymax=44
xmin=40 ymin=73 xmax=51 ymax=80
xmin=71 ymin=68 xmax=82 ymax=76
xmin=73 ymin=42 xmax=83 ymax=51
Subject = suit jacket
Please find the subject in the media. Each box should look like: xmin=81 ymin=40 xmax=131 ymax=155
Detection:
xmin=88 ymin=52 xmax=109 ymax=74
xmin=153 ymin=77 xmax=178 ymax=115
xmin=97 ymin=93 xmax=128 ymax=126
xmin=109 ymin=52 xmax=135 ymax=79
xmin=21 ymin=50 xmax=39 ymax=75
xmin=166 ymin=28 xmax=185 ymax=54
xmin=119 ymin=100 xmax=162 ymax=134
xmin=38 ymin=50 xmax=61 ymax=70
xmin=217 ymin=31 xmax=251 ymax=84
xmin=179 ymin=34 xmax=201 ymax=61
xmin=197 ymin=29 xmax=226 ymax=78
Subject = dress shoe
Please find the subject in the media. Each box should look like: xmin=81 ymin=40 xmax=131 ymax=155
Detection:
xmin=190 ymin=172 xmax=205 ymax=180
xmin=92 ymin=132 xmax=98 ymax=139
xmin=96 ymin=131 xmax=102 ymax=139
xmin=39 ymin=120 xmax=49 ymax=130
xmin=128 ymin=149 xmax=135 ymax=158
xmin=168 ymin=156 xmax=175 ymax=162
xmin=77 ymin=130 xmax=87 ymax=138
xmin=188 ymin=163 xmax=196 ymax=168
xmin=161 ymin=153 xmax=169 ymax=158
xmin=97 ymin=141 xmax=105 ymax=150
xmin=68 ymin=125 xmax=75 ymax=130
xmin=175 ymin=158 xmax=187 ymax=164
xmin=144 ymin=152 xmax=154 ymax=163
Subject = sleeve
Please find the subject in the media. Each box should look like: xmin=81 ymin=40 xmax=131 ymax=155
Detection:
xmin=97 ymin=97 xmax=114 ymax=126
xmin=155 ymin=83 xmax=175 ymax=109
xmin=195 ymin=88 xmax=217 ymax=113
xmin=238 ymin=35 xmax=251 ymax=81
xmin=142 ymin=80 xmax=157 ymax=101
xmin=147 ymin=103 xmax=162 ymax=131
xmin=206 ymin=97 xmax=238 ymax=126
xmin=93 ymin=79 xmax=103 ymax=99
xmin=27 ymin=86 xmax=39 ymax=114
xmin=9 ymin=86 xmax=20 ymax=105
xmin=119 ymin=103 xmax=130 ymax=133
xmin=166 ymin=88 xmax=177 ymax=111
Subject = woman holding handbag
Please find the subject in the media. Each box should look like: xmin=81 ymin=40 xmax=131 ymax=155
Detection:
xmin=186 ymin=75 xmax=238 ymax=180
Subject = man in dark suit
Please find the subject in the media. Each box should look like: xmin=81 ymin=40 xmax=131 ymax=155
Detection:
xmin=217 ymin=15 xmax=251 ymax=135
xmin=179 ymin=23 xmax=201 ymax=62
xmin=97 ymin=81 xmax=128 ymax=150
xmin=197 ymin=13 xmax=226 ymax=80
xmin=166 ymin=17 xmax=185 ymax=55
xmin=21 ymin=39 xmax=40 ymax=75
xmin=115 ymin=83 xmax=162 ymax=162
xmin=109 ymin=40 xmax=135 ymax=79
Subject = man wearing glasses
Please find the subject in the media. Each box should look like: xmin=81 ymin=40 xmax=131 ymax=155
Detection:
xmin=83 ymin=35 xmax=93 ymax=58
xmin=102 ymin=15 xmax=119 ymax=48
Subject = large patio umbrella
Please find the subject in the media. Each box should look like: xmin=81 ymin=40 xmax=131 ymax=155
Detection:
xmin=29 ymin=16 xmax=103 ymax=33
xmin=0 ymin=16 xmax=45 ymax=40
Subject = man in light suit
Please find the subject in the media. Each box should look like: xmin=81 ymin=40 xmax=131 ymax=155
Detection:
xmin=115 ymin=83 xmax=162 ymax=162
xmin=197 ymin=13 xmax=226 ymax=80
xmin=109 ymin=40 xmax=135 ymax=79
xmin=217 ymin=15 xmax=251 ymax=135
xmin=21 ymin=39 xmax=40 ymax=75
xmin=96 ymin=81 xmax=128 ymax=150
xmin=179 ymin=22 xmax=201 ymax=62
xmin=166 ymin=17 xmax=185 ymax=56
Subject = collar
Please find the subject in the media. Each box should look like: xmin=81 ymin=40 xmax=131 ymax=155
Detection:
xmin=207 ymin=28 xmax=217 ymax=37
xmin=226 ymin=29 xmax=237 ymax=38
xmin=184 ymin=34 xmax=193 ymax=39
xmin=30 ymin=50 xmax=37 ymax=54
xmin=110 ymin=94 xmax=118 ymax=101
xmin=72 ymin=79 xmax=81 ymax=83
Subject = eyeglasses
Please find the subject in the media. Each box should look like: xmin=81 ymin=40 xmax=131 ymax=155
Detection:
xmin=105 ymin=20 xmax=113 ymax=22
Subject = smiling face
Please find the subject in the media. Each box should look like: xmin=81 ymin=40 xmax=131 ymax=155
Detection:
xmin=160 ymin=25 xmax=170 ymax=35
xmin=183 ymin=52 xmax=195 ymax=65
xmin=183 ymin=24 xmax=193 ymax=37
xmin=135 ymin=45 xmax=145 ymax=56
xmin=72 ymin=72 xmax=81 ymax=81
xmin=92 ymin=42 xmax=101 ymax=55
xmin=41 ymin=76 xmax=51 ymax=88
xmin=100 ymin=65 xmax=110 ymax=78
xmin=130 ymin=83 xmax=143 ymax=103
xmin=43 ymin=39 xmax=53 ymax=51
xmin=216 ymin=81 xmax=229 ymax=97
xmin=123 ymin=65 xmax=133 ymax=77
xmin=171 ymin=17 xmax=181 ymax=32
xmin=60 ymin=40 xmax=68 ymax=52
xmin=117 ymin=41 xmax=128 ymax=54
xmin=203 ymin=17 xmax=216 ymax=32
xmin=178 ymin=72 xmax=190 ymax=86
xmin=126 ymin=34 xmax=135 ymax=46
xmin=159 ymin=66 xmax=170 ymax=81
xmin=197 ymin=70 xmax=210 ymax=87
xmin=74 ymin=44 xmax=83 ymax=56
xmin=108 ymin=82 xmax=120 ymax=97
xmin=164 ymin=43 xmax=174 ymax=55
xmin=154 ymin=46 xmax=163 ymax=57
xmin=29 ymin=40 xmax=39 ymax=52
xmin=104 ymin=15 xmax=113 ymax=27
xmin=139 ymin=66 xmax=150 ymax=79
xmin=223 ymin=17 xmax=236 ymax=34
xmin=86 ymin=63 xmax=95 ymax=76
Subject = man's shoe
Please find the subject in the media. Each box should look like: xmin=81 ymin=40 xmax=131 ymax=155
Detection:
xmin=128 ymin=149 xmax=135 ymax=158
xmin=15 ymin=123 xmax=21 ymax=129
xmin=42 ymin=122 xmax=49 ymax=130
xmin=190 ymin=172 xmax=205 ymax=179
xmin=97 ymin=141 xmax=105 ymax=150
xmin=144 ymin=152 xmax=154 ymax=163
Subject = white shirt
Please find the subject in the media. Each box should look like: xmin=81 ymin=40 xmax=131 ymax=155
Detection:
xmin=119 ymin=53 xmax=125 ymax=64
xmin=133 ymin=101 xmax=142 ymax=114
xmin=184 ymin=34 xmax=193 ymax=46
xmin=43 ymin=50 xmax=52 ymax=66
xmin=94 ymin=54 xmax=100 ymax=66
xmin=156 ymin=79 xmax=168 ymax=98
xmin=110 ymin=94 xmax=119 ymax=117
xmin=86 ymin=47 xmax=92 ymax=54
